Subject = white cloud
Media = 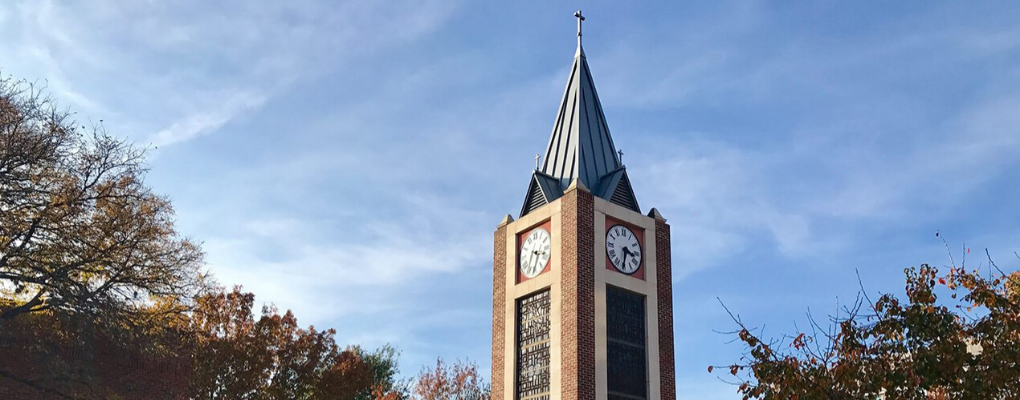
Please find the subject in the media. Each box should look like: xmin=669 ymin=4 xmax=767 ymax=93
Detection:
xmin=810 ymin=94 xmax=1020 ymax=221
xmin=7 ymin=1 xmax=1020 ymax=390
xmin=1 ymin=0 xmax=460 ymax=147
xmin=637 ymin=139 xmax=828 ymax=278
xmin=203 ymin=201 xmax=491 ymax=323
xmin=149 ymin=91 xmax=267 ymax=147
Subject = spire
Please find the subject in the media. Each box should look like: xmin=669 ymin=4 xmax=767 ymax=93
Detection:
xmin=520 ymin=12 xmax=640 ymax=217
xmin=541 ymin=12 xmax=620 ymax=190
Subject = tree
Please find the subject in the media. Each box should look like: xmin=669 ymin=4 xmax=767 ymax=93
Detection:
xmin=189 ymin=286 xmax=376 ymax=400
xmin=711 ymin=252 xmax=1020 ymax=399
xmin=410 ymin=358 xmax=491 ymax=400
xmin=357 ymin=344 xmax=407 ymax=400
xmin=0 ymin=76 xmax=204 ymax=323
xmin=0 ymin=308 xmax=192 ymax=400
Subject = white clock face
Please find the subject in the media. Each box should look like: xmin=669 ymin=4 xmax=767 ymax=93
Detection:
xmin=606 ymin=224 xmax=641 ymax=274
xmin=520 ymin=227 xmax=552 ymax=278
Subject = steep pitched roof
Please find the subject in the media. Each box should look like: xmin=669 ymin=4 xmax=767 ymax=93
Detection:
xmin=521 ymin=38 xmax=641 ymax=217
xmin=593 ymin=167 xmax=639 ymax=212
xmin=520 ymin=172 xmax=563 ymax=217
xmin=540 ymin=46 xmax=621 ymax=190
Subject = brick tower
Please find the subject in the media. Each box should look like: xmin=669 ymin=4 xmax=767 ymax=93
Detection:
xmin=492 ymin=11 xmax=675 ymax=400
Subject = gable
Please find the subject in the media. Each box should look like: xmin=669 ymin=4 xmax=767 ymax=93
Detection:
xmin=609 ymin=172 xmax=639 ymax=212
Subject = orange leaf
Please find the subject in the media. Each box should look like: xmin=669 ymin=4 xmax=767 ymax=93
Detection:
xmin=707 ymin=366 xmax=713 ymax=373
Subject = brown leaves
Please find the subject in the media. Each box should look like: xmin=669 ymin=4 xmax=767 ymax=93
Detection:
xmin=713 ymin=261 xmax=1020 ymax=399
xmin=413 ymin=358 xmax=491 ymax=400
xmin=1 ymin=75 xmax=205 ymax=323
xmin=791 ymin=333 xmax=807 ymax=350
xmin=190 ymin=287 xmax=377 ymax=399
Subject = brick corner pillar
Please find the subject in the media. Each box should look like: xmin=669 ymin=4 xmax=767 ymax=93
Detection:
xmin=561 ymin=185 xmax=596 ymax=400
xmin=654 ymin=218 xmax=675 ymax=400
xmin=492 ymin=220 xmax=509 ymax=400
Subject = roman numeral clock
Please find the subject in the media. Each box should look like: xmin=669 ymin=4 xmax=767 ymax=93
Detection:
xmin=491 ymin=11 xmax=676 ymax=400
xmin=606 ymin=225 xmax=641 ymax=275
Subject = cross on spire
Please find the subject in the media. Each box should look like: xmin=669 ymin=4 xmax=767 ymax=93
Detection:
xmin=574 ymin=10 xmax=585 ymax=48
xmin=520 ymin=9 xmax=641 ymax=216
xmin=618 ymin=149 xmax=624 ymax=164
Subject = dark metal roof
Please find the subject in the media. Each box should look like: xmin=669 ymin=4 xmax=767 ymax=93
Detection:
xmin=520 ymin=172 xmax=564 ymax=217
xmin=520 ymin=40 xmax=641 ymax=217
xmin=540 ymin=46 xmax=621 ymax=190
xmin=594 ymin=168 xmax=639 ymax=212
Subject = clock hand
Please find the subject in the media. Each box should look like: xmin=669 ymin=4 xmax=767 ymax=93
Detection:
xmin=621 ymin=247 xmax=636 ymax=269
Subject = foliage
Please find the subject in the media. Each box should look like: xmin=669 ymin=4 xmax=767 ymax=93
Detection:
xmin=357 ymin=344 xmax=408 ymax=400
xmin=0 ymin=73 xmax=485 ymax=400
xmin=712 ymin=253 xmax=1020 ymax=399
xmin=410 ymin=358 xmax=491 ymax=400
xmin=0 ymin=309 xmax=191 ymax=399
xmin=0 ymin=76 xmax=204 ymax=323
xmin=189 ymin=286 xmax=376 ymax=400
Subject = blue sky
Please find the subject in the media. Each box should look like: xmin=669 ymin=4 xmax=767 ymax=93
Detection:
xmin=3 ymin=1 xmax=1020 ymax=398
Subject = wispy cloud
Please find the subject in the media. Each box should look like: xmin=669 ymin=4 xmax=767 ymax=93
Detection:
xmin=148 ymin=91 xmax=268 ymax=147
xmin=203 ymin=195 xmax=491 ymax=322
xmin=2 ymin=0 xmax=460 ymax=147
xmin=5 ymin=1 xmax=1020 ymax=395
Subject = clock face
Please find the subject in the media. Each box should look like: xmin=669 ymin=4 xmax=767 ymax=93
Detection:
xmin=520 ymin=227 xmax=552 ymax=278
xmin=606 ymin=224 xmax=641 ymax=274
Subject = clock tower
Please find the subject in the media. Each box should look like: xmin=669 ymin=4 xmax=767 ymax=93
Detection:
xmin=492 ymin=11 xmax=676 ymax=400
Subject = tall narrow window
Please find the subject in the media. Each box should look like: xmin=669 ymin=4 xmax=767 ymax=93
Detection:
xmin=607 ymin=285 xmax=646 ymax=400
xmin=516 ymin=289 xmax=551 ymax=400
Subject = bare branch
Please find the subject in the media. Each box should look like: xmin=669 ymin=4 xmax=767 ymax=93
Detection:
xmin=937 ymin=230 xmax=956 ymax=269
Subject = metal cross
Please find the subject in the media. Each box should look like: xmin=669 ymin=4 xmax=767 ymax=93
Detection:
xmin=535 ymin=153 xmax=541 ymax=170
xmin=574 ymin=10 xmax=585 ymax=47
xmin=618 ymin=149 xmax=624 ymax=164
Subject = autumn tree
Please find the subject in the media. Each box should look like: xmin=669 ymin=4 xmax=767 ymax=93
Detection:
xmin=711 ymin=249 xmax=1020 ymax=399
xmin=357 ymin=344 xmax=407 ymax=400
xmin=0 ymin=76 xmax=204 ymax=324
xmin=189 ymin=286 xmax=377 ymax=400
xmin=0 ymin=308 xmax=192 ymax=399
xmin=409 ymin=358 xmax=491 ymax=400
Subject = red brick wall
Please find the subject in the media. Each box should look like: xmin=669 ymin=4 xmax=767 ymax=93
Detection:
xmin=561 ymin=188 xmax=596 ymax=400
xmin=492 ymin=222 xmax=508 ymax=400
xmin=655 ymin=218 xmax=676 ymax=400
